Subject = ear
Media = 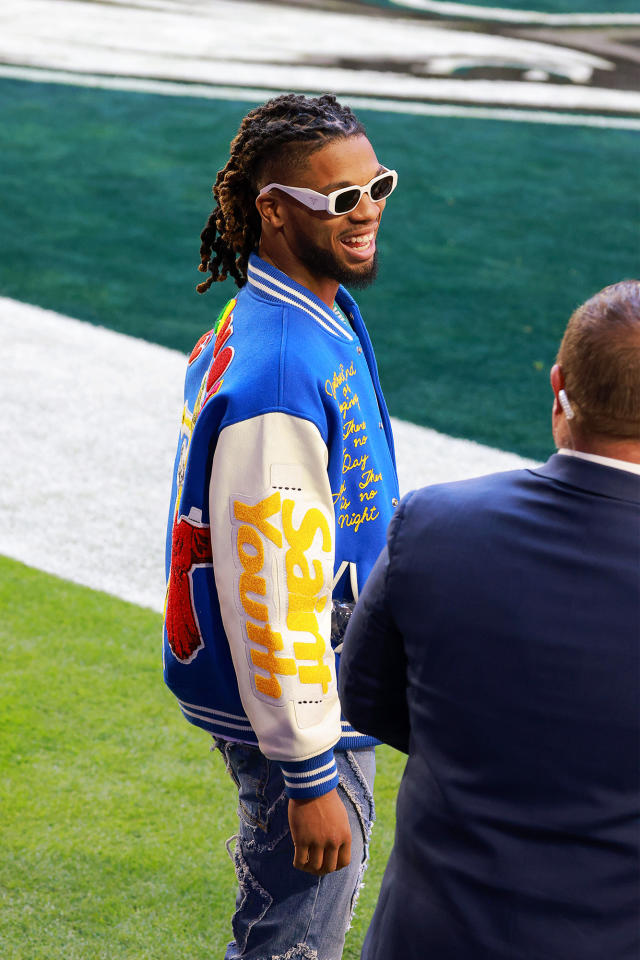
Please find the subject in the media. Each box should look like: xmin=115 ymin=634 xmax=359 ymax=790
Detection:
xmin=550 ymin=363 xmax=565 ymax=417
xmin=255 ymin=191 xmax=286 ymax=229
xmin=550 ymin=363 xmax=576 ymax=449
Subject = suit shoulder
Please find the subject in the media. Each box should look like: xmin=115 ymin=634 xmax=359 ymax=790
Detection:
xmin=409 ymin=467 xmax=531 ymax=511
xmin=393 ymin=469 xmax=538 ymax=546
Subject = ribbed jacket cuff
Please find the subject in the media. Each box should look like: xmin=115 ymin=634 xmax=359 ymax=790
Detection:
xmin=280 ymin=749 xmax=339 ymax=799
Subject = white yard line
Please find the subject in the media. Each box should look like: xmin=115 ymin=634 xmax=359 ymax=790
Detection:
xmin=1 ymin=299 xmax=535 ymax=611
xmin=1 ymin=0 xmax=638 ymax=115
xmin=3 ymin=65 xmax=640 ymax=130
xmin=347 ymin=95 xmax=640 ymax=129
xmin=79 ymin=0 xmax=640 ymax=23
xmin=393 ymin=0 xmax=640 ymax=27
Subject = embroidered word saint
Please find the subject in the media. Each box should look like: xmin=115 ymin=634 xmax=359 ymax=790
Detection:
xmin=282 ymin=501 xmax=332 ymax=694
xmin=233 ymin=492 xmax=332 ymax=700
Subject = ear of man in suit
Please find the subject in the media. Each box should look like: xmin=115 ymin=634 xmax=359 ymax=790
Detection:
xmin=339 ymin=279 xmax=640 ymax=960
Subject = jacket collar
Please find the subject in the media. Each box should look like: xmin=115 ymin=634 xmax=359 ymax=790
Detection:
xmin=531 ymin=453 xmax=640 ymax=504
xmin=246 ymin=252 xmax=354 ymax=343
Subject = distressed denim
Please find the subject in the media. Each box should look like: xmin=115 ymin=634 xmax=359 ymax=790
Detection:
xmin=214 ymin=740 xmax=375 ymax=960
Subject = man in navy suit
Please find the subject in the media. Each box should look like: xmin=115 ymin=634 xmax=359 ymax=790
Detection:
xmin=339 ymin=280 xmax=640 ymax=960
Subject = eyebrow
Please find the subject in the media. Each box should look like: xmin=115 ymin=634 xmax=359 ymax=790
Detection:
xmin=320 ymin=164 xmax=385 ymax=193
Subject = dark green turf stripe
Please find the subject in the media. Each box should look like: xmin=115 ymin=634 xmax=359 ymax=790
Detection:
xmin=1 ymin=79 xmax=638 ymax=458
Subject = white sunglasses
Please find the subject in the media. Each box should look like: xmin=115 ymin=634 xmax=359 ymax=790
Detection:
xmin=258 ymin=168 xmax=398 ymax=216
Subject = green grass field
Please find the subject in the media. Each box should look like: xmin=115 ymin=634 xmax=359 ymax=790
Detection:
xmin=1 ymin=79 xmax=638 ymax=459
xmin=0 ymin=557 xmax=406 ymax=959
xmin=2 ymin=10 xmax=640 ymax=956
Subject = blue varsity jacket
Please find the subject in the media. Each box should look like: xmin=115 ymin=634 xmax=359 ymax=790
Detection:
xmin=163 ymin=252 xmax=399 ymax=797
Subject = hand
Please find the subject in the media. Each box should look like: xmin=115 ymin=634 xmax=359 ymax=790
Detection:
xmin=288 ymin=789 xmax=351 ymax=876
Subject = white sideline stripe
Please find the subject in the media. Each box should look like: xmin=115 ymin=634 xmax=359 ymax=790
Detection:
xmin=1 ymin=66 xmax=638 ymax=131
xmin=0 ymin=65 xmax=640 ymax=130
xmin=346 ymin=97 xmax=640 ymax=131
xmin=393 ymin=0 xmax=640 ymax=27
xmin=0 ymin=0 xmax=620 ymax=94
xmin=5 ymin=0 xmax=634 ymax=28
xmin=0 ymin=298 xmax=536 ymax=612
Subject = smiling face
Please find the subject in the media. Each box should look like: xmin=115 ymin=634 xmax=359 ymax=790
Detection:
xmin=256 ymin=134 xmax=389 ymax=304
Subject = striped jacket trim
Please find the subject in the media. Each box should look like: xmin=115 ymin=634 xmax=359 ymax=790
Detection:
xmin=247 ymin=260 xmax=354 ymax=342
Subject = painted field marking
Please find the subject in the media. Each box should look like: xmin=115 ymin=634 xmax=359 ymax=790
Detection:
xmin=1 ymin=298 xmax=535 ymax=611
xmin=1 ymin=0 xmax=639 ymax=115
xmin=394 ymin=0 xmax=640 ymax=26
xmin=1 ymin=67 xmax=639 ymax=131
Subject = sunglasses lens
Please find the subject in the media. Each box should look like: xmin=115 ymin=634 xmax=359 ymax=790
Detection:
xmin=334 ymin=188 xmax=362 ymax=214
xmin=370 ymin=174 xmax=395 ymax=201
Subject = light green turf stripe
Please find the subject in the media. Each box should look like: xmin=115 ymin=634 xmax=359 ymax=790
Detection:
xmin=0 ymin=553 xmax=407 ymax=958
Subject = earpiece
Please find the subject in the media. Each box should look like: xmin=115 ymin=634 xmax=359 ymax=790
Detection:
xmin=558 ymin=389 xmax=575 ymax=420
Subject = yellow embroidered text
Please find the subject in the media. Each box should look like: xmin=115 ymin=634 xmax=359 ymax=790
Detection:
xmin=329 ymin=358 xmax=382 ymax=532
xmin=325 ymin=361 xmax=356 ymax=401
xmin=337 ymin=505 xmax=380 ymax=532
xmin=282 ymin=500 xmax=332 ymax=694
xmin=234 ymin=492 xmax=333 ymax=700
xmin=234 ymin=493 xmax=295 ymax=700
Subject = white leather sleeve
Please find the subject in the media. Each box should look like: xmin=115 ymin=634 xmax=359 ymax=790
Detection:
xmin=209 ymin=412 xmax=341 ymax=763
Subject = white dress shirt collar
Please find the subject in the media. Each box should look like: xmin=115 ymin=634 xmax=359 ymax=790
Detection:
xmin=557 ymin=448 xmax=640 ymax=477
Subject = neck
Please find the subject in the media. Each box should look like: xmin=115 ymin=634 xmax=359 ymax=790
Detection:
xmin=258 ymin=243 xmax=339 ymax=308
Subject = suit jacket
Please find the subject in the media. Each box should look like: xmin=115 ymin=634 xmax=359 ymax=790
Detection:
xmin=339 ymin=454 xmax=640 ymax=960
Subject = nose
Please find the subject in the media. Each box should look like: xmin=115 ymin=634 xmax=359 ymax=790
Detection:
xmin=351 ymin=190 xmax=383 ymax=220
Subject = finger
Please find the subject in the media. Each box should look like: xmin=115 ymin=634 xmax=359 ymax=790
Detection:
xmin=304 ymin=843 xmax=325 ymax=875
xmin=336 ymin=838 xmax=352 ymax=872
xmin=293 ymin=843 xmax=310 ymax=872
xmin=320 ymin=844 xmax=340 ymax=875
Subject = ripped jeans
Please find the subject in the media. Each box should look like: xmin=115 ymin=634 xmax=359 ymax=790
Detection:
xmin=214 ymin=740 xmax=375 ymax=960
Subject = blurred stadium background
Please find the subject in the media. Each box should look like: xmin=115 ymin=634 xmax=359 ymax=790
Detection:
xmin=1 ymin=1 xmax=638 ymax=957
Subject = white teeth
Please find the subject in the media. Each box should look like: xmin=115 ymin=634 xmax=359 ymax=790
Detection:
xmin=342 ymin=233 xmax=373 ymax=247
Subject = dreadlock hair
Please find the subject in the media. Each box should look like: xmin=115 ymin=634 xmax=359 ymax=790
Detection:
xmin=196 ymin=94 xmax=366 ymax=293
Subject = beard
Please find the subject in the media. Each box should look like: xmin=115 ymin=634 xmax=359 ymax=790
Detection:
xmin=294 ymin=233 xmax=379 ymax=290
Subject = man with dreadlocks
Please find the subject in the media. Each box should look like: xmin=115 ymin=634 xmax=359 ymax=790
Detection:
xmin=163 ymin=93 xmax=400 ymax=959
